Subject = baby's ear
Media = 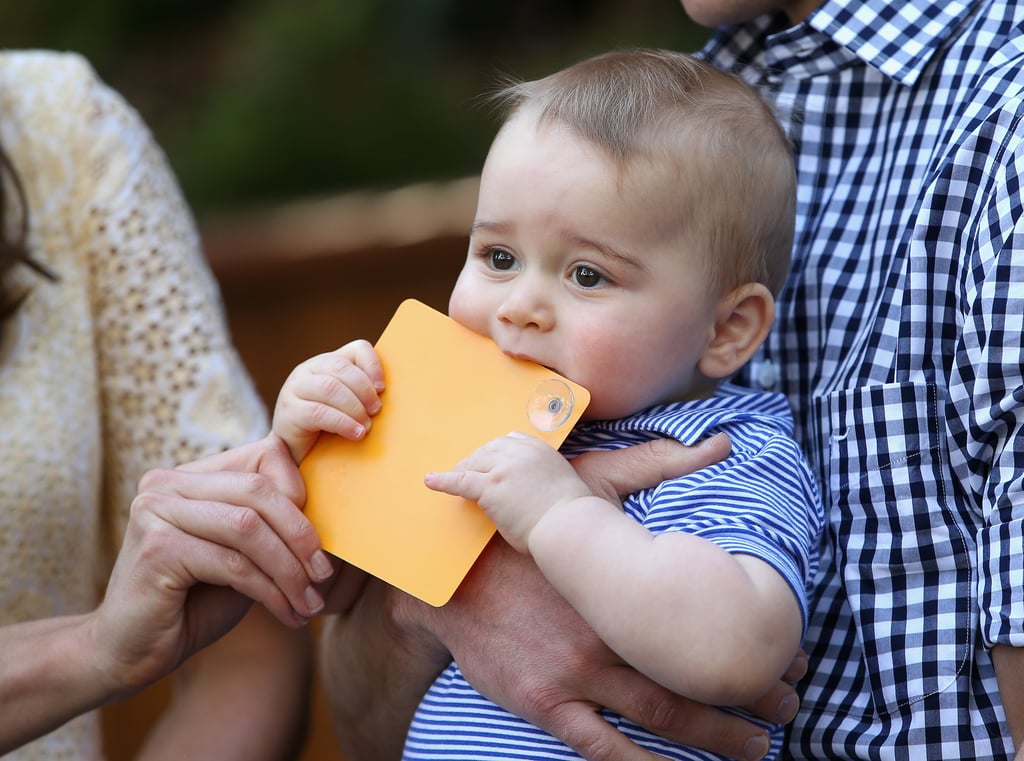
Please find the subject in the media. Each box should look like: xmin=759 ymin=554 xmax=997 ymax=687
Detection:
xmin=698 ymin=283 xmax=775 ymax=380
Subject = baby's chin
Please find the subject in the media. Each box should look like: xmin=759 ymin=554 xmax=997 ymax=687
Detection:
xmin=585 ymin=389 xmax=687 ymax=421
xmin=579 ymin=399 xmax=639 ymax=423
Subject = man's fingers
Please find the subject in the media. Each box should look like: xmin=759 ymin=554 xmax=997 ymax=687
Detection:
xmin=781 ymin=648 xmax=808 ymax=684
xmin=586 ymin=665 xmax=772 ymax=761
xmin=530 ymin=702 xmax=663 ymax=761
xmin=572 ymin=433 xmax=731 ymax=502
xmin=734 ymin=650 xmax=806 ymax=726
xmin=740 ymin=680 xmax=800 ymax=727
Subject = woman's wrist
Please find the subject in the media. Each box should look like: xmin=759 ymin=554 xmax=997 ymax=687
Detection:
xmin=0 ymin=613 xmax=122 ymax=753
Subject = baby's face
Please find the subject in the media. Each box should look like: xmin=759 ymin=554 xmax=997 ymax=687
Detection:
xmin=449 ymin=112 xmax=725 ymax=421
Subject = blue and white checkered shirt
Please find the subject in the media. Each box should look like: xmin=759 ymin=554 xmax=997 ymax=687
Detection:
xmin=704 ymin=0 xmax=1024 ymax=757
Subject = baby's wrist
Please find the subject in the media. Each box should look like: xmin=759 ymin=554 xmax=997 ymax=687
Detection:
xmin=526 ymin=495 xmax=599 ymax=558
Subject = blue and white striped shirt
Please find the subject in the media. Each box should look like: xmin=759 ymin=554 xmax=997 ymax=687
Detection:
xmin=703 ymin=0 xmax=1024 ymax=756
xmin=405 ymin=387 xmax=823 ymax=761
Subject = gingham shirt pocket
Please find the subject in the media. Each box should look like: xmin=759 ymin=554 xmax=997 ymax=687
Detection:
xmin=820 ymin=380 xmax=974 ymax=715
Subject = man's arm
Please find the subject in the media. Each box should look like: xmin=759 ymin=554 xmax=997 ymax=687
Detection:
xmin=992 ymin=645 xmax=1024 ymax=752
xmin=321 ymin=437 xmax=803 ymax=761
xmin=319 ymin=576 xmax=452 ymax=761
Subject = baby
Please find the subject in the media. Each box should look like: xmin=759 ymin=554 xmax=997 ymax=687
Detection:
xmin=273 ymin=48 xmax=823 ymax=761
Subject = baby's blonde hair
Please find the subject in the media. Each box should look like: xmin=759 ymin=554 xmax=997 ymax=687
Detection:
xmin=489 ymin=48 xmax=796 ymax=296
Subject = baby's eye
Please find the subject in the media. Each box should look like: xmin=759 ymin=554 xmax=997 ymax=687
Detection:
xmin=572 ymin=265 xmax=606 ymax=288
xmin=488 ymin=248 xmax=517 ymax=271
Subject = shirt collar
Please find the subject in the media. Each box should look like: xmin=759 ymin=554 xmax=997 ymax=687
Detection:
xmin=708 ymin=0 xmax=975 ymax=86
xmin=803 ymin=0 xmax=973 ymax=85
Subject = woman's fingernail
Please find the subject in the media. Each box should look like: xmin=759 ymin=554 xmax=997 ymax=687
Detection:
xmin=304 ymin=585 xmax=324 ymax=615
xmin=310 ymin=550 xmax=333 ymax=581
xmin=743 ymin=734 xmax=770 ymax=761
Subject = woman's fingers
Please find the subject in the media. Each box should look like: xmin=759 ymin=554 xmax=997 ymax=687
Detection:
xmin=147 ymin=511 xmax=305 ymax=628
xmin=168 ymin=436 xmax=330 ymax=584
xmin=129 ymin=475 xmax=323 ymax=622
xmin=133 ymin=437 xmax=331 ymax=621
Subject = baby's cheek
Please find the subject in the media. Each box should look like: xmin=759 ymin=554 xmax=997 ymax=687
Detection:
xmin=567 ymin=340 xmax=636 ymax=419
xmin=448 ymin=289 xmax=490 ymax=337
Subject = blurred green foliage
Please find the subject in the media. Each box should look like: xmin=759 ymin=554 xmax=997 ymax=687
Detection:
xmin=0 ymin=0 xmax=710 ymax=215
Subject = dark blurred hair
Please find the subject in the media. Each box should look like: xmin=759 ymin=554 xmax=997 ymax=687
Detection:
xmin=0 ymin=143 xmax=56 ymax=328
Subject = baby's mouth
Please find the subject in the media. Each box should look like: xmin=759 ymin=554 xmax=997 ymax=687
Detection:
xmin=507 ymin=351 xmax=557 ymax=375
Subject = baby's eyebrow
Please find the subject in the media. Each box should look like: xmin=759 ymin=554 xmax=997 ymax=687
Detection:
xmin=470 ymin=219 xmax=511 ymax=235
xmin=563 ymin=233 xmax=645 ymax=271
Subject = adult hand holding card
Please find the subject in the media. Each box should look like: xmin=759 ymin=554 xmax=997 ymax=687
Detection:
xmin=300 ymin=299 xmax=590 ymax=606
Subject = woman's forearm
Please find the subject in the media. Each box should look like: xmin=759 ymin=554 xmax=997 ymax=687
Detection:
xmin=0 ymin=613 xmax=122 ymax=753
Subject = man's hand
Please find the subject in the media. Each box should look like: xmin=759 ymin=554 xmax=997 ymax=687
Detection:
xmin=570 ymin=433 xmax=732 ymax=504
xmin=992 ymin=644 xmax=1024 ymax=754
xmin=324 ymin=434 xmax=805 ymax=761
xmin=436 ymin=537 xmax=800 ymax=761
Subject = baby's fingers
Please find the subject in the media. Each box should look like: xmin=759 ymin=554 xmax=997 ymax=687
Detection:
xmin=307 ymin=346 xmax=383 ymax=420
xmin=274 ymin=343 xmax=386 ymax=461
xmin=292 ymin=373 xmax=377 ymax=438
xmin=424 ymin=468 xmax=484 ymax=501
xmin=337 ymin=338 xmax=385 ymax=390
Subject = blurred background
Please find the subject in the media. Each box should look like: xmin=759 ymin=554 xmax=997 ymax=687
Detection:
xmin=1 ymin=0 xmax=709 ymax=214
xmin=1 ymin=2 xmax=710 ymax=758
xmin=1 ymin=0 xmax=711 ymax=398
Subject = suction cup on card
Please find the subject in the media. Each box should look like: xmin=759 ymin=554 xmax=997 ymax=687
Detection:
xmin=527 ymin=378 xmax=575 ymax=432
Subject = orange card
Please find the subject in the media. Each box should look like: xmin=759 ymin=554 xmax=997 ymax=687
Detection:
xmin=300 ymin=299 xmax=590 ymax=606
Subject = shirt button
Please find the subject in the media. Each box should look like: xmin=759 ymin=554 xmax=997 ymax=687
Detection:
xmin=756 ymin=359 xmax=778 ymax=391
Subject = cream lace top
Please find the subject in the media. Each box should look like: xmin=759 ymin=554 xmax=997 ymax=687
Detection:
xmin=0 ymin=51 xmax=267 ymax=759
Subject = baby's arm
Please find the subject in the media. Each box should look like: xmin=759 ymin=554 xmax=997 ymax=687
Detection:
xmin=425 ymin=432 xmax=802 ymax=707
xmin=272 ymin=339 xmax=385 ymax=464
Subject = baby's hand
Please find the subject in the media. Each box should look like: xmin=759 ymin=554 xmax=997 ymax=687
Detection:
xmin=424 ymin=432 xmax=590 ymax=553
xmin=272 ymin=339 xmax=384 ymax=463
